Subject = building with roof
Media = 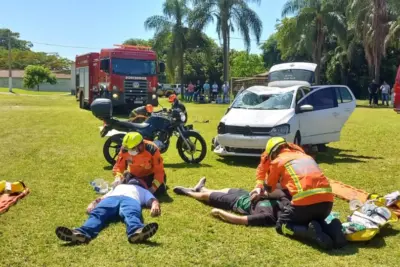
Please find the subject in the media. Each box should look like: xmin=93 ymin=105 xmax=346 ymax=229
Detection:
xmin=0 ymin=69 xmax=72 ymax=92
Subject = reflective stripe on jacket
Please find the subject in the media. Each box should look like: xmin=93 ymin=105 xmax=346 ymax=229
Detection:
xmin=263 ymin=144 xmax=333 ymax=206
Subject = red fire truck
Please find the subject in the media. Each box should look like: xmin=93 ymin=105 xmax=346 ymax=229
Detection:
xmin=73 ymin=44 xmax=165 ymax=109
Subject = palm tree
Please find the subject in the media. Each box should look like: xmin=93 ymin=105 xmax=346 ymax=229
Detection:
xmin=145 ymin=0 xmax=190 ymax=91
xmin=348 ymin=0 xmax=390 ymax=82
xmin=190 ymin=0 xmax=263 ymax=84
xmin=282 ymin=0 xmax=347 ymax=84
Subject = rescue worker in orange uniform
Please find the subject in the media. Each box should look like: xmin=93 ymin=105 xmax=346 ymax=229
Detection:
xmin=112 ymin=132 xmax=166 ymax=196
xmin=251 ymin=137 xmax=347 ymax=250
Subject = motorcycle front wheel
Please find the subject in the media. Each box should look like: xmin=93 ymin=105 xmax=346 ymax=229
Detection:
xmin=103 ymin=133 xmax=125 ymax=165
xmin=176 ymin=131 xmax=207 ymax=164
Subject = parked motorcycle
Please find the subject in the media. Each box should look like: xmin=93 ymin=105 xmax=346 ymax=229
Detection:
xmin=90 ymin=98 xmax=207 ymax=165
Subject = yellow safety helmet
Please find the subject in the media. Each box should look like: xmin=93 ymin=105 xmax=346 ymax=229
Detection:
xmin=265 ymin=137 xmax=287 ymax=157
xmin=122 ymin=132 xmax=143 ymax=149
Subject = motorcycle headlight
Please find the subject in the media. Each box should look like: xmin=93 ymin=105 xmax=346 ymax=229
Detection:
xmin=112 ymin=93 xmax=119 ymax=99
xmin=180 ymin=112 xmax=186 ymax=122
xmin=270 ymin=124 xmax=290 ymax=136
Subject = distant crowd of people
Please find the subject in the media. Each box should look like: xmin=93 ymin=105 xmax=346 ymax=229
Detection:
xmin=182 ymin=80 xmax=231 ymax=104
xmin=368 ymin=80 xmax=392 ymax=107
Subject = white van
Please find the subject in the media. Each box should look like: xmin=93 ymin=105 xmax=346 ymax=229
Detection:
xmin=212 ymin=62 xmax=356 ymax=157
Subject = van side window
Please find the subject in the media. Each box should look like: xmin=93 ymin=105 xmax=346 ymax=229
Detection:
xmin=338 ymin=87 xmax=353 ymax=103
xmin=298 ymin=88 xmax=337 ymax=111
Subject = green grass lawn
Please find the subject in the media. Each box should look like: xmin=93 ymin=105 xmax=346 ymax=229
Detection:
xmin=0 ymin=93 xmax=400 ymax=267
xmin=0 ymin=87 xmax=68 ymax=95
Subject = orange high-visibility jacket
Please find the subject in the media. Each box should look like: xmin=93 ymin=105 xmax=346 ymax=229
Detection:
xmin=256 ymin=143 xmax=333 ymax=206
xmin=113 ymin=140 xmax=165 ymax=192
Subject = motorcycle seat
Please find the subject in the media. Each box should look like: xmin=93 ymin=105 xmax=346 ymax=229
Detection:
xmin=117 ymin=121 xmax=150 ymax=129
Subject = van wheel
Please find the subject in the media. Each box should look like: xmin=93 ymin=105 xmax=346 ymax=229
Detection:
xmin=294 ymin=132 xmax=301 ymax=145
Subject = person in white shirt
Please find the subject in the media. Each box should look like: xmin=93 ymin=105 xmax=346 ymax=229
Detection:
xmin=380 ymin=81 xmax=391 ymax=106
xmin=55 ymin=178 xmax=160 ymax=245
xmin=212 ymin=82 xmax=219 ymax=101
xmin=222 ymin=82 xmax=230 ymax=103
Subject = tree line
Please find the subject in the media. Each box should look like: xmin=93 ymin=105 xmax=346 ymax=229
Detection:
xmin=143 ymin=0 xmax=400 ymax=99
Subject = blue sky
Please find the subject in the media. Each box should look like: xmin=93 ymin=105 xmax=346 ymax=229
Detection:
xmin=3 ymin=0 xmax=287 ymax=60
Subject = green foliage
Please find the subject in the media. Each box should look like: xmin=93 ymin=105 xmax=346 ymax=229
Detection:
xmin=0 ymin=28 xmax=72 ymax=71
xmin=23 ymin=65 xmax=57 ymax=91
xmin=0 ymin=28 xmax=33 ymax=51
xmin=189 ymin=0 xmax=263 ymax=82
xmin=230 ymin=51 xmax=265 ymax=77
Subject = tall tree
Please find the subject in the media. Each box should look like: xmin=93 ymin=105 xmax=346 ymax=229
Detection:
xmin=348 ymin=0 xmax=390 ymax=82
xmin=190 ymin=0 xmax=263 ymax=84
xmin=0 ymin=29 xmax=33 ymax=51
xmin=145 ymin=0 xmax=190 ymax=90
xmin=282 ymin=0 xmax=347 ymax=84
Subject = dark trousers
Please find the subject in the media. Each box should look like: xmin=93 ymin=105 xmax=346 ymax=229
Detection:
xmin=276 ymin=202 xmax=333 ymax=234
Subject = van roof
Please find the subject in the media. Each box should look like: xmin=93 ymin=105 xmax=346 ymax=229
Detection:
xmin=269 ymin=62 xmax=317 ymax=73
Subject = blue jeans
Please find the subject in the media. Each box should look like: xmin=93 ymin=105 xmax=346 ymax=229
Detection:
xmin=76 ymin=196 xmax=144 ymax=239
xmin=382 ymin=93 xmax=389 ymax=105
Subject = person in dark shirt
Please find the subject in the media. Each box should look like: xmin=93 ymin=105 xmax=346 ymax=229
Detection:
xmin=168 ymin=94 xmax=187 ymax=123
xmin=368 ymin=80 xmax=380 ymax=107
xmin=173 ymin=177 xmax=289 ymax=227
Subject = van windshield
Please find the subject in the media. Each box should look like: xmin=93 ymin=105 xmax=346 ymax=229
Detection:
xmin=232 ymin=90 xmax=294 ymax=110
xmin=269 ymin=69 xmax=314 ymax=83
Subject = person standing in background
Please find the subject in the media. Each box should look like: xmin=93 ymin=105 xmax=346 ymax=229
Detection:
xmin=187 ymin=81 xmax=194 ymax=102
xmin=203 ymin=80 xmax=211 ymax=102
xmin=368 ymin=80 xmax=379 ymax=108
xmin=222 ymin=82 xmax=229 ymax=103
xmin=380 ymin=81 xmax=390 ymax=106
xmin=212 ymin=81 xmax=219 ymax=102
xmin=194 ymin=80 xmax=201 ymax=102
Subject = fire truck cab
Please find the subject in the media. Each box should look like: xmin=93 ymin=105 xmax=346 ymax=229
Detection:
xmin=74 ymin=45 xmax=165 ymax=109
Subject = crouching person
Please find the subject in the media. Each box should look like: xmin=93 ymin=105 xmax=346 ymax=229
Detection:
xmin=112 ymin=132 xmax=167 ymax=196
xmin=173 ymin=177 xmax=290 ymax=227
xmin=252 ymin=137 xmax=347 ymax=250
xmin=55 ymin=178 xmax=161 ymax=245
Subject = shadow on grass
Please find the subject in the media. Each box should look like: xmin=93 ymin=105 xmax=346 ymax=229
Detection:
xmin=103 ymin=165 xmax=113 ymax=170
xmin=164 ymin=162 xmax=213 ymax=169
xmin=216 ymin=157 xmax=259 ymax=168
xmin=298 ymin=227 xmax=400 ymax=255
xmin=315 ymin=147 xmax=383 ymax=165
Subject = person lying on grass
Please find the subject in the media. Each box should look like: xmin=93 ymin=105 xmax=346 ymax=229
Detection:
xmin=55 ymin=178 xmax=160 ymax=245
xmin=173 ymin=177 xmax=290 ymax=226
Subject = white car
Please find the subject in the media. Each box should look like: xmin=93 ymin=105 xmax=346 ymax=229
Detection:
xmin=212 ymin=84 xmax=356 ymax=157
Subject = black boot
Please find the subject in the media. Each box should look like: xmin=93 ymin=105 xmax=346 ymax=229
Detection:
xmin=282 ymin=221 xmax=333 ymax=250
xmin=321 ymin=219 xmax=348 ymax=249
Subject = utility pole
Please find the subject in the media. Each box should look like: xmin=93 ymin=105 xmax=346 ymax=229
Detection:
xmin=8 ymin=31 xmax=12 ymax=93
